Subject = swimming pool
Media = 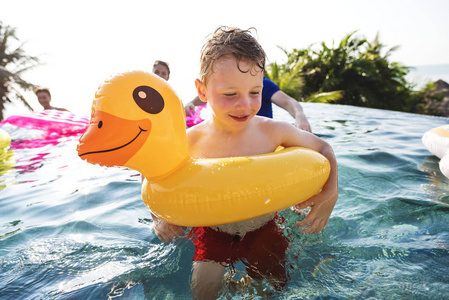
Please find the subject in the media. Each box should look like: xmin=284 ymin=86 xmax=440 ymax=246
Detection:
xmin=1 ymin=103 xmax=448 ymax=299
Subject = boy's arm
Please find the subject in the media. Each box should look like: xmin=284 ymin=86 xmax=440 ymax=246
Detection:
xmin=143 ymin=176 xmax=188 ymax=242
xmin=275 ymin=124 xmax=338 ymax=234
xmin=151 ymin=212 xmax=188 ymax=242
xmin=270 ymin=90 xmax=312 ymax=132
xmin=294 ymin=143 xmax=338 ymax=234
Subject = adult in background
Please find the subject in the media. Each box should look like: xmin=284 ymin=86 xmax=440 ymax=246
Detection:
xmin=34 ymin=87 xmax=68 ymax=111
xmin=152 ymin=60 xmax=170 ymax=81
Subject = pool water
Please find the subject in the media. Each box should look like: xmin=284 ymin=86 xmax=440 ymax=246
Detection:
xmin=1 ymin=103 xmax=448 ymax=299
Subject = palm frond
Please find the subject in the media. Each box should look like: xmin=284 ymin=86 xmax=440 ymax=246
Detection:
xmin=0 ymin=21 xmax=41 ymax=120
xmin=304 ymin=90 xmax=344 ymax=103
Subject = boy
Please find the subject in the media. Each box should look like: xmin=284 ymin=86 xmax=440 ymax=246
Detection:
xmin=151 ymin=26 xmax=338 ymax=299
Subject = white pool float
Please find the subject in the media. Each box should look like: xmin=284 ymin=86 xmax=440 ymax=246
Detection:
xmin=422 ymin=125 xmax=449 ymax=178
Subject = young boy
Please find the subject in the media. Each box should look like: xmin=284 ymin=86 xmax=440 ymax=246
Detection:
xmin=151 ymin=26 xmax=338 ymax=299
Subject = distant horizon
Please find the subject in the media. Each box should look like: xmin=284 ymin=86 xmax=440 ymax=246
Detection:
xmin=408 ymin=63 xmax=449 ymax=68
xmin=406 ymin=63 xmax=449 ymax=87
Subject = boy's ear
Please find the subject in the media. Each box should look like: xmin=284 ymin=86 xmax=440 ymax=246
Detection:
xmin=195 ymin=79 xmax=207 ymax=102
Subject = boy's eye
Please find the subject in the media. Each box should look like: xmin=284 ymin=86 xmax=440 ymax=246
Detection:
xmin=250 ymin=91 xmax=261 ymax=96
xmin=224 ymin=93 xmax=236 ymax=97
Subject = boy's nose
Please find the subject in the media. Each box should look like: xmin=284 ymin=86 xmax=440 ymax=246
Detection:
xmin=236 ymin=95 xmax=251 ymax=109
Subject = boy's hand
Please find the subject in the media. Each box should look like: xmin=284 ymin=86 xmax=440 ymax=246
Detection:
xmin=294 ymin=188 xmax=338 ymax=234
xmin=153 ymin=215 xmax=188 ymax=242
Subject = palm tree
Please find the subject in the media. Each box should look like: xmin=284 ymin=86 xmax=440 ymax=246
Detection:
xmin=0 ymin=21 xmax=40 ymax=120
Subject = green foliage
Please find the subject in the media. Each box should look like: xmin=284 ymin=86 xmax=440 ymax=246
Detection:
xmin=265 ymin=47 xmax=305 ymax=99
xmin=265 ymin=47 xmax=343 ymax=104
xmin=268 ymin=31 xmax=435 ymax=114
xmin=304 ymin=90 xmax=344 ymax=103
xmin=0 ymin=21 xmax=40 ymax=120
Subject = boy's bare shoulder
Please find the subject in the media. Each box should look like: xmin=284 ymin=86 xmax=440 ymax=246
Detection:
xmin=255 ymin=116 xmax=297 ymax=132
xmin=186 ymin=122 xmax=209 ymax=148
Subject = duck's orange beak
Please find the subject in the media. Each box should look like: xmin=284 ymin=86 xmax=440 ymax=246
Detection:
xmin=77 ymin=110 xmax=151 ymax=167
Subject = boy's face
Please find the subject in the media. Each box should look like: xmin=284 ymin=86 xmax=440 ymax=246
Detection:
xmin=200 ymin=56 xmax=263 ymax=129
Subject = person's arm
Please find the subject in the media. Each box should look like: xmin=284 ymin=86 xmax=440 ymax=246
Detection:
xmin=294 ymin=139 xmax=338 ymax=234
xmin=274 ymin=122 xmax=337 ymax=234
xmin=185 ymin=96 xmax=204 ymax=116
xmin=270 ymin=90 xmax=312 ymax=132
xmin=151 ymin=213 xmax=188 ymax=242
xmin=142 ymin=176 xmax=187 ymax=242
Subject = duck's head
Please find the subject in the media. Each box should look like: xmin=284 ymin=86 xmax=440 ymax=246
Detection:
xmin=77 ymin=71 xmax=189 ymax=180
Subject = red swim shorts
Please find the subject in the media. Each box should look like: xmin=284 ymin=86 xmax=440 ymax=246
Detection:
xmin=190 ymin=218 xmax=290 ymax=280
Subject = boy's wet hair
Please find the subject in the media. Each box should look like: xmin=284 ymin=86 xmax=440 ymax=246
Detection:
xmin=34 ymin=87 xmax=51 ymax=97
xmin=199 ymin=26 xmax=266 ymax=86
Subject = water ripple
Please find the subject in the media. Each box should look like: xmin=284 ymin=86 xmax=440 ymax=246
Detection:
xmin=1 ymin=104 xmax=449 ymax=298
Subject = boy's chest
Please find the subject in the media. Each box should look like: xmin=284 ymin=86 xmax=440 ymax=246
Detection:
xmin=191 ymin=131 xmax=277 ymax=159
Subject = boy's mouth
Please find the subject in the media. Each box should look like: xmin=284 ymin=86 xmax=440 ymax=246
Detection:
xmin=230 ymin=114 xmax=249 ymax=122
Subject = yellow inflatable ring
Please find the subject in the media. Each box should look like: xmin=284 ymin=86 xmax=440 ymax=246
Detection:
xmin=77 ymin=71 xmax=330 ymax=227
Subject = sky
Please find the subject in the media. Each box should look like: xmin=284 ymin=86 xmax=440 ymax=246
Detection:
xmin=1 ymin=0 xmax=449 ymax=116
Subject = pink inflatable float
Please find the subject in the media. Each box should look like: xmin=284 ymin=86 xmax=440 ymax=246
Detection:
xmin=185 ymin=104 xmax=206 ymax=127
xmin=1 ymin=103 xmax=203 ymax=149
xmin=0 ymin=110 xmax=89 ymax=149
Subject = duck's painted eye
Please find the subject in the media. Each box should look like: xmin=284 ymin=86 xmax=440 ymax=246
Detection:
xmin=133 ymin=86 xmax=164 ymax=114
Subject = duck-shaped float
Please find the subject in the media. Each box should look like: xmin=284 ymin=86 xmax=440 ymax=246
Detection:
xmin=422 ymin=125 xmax=449 ymax=179
xmin=77 ymin=71 xmax=330 ymax=227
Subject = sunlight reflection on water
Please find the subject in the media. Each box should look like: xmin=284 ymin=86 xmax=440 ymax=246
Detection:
xmin=1 ymin=103 xmax=449 ymax=299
